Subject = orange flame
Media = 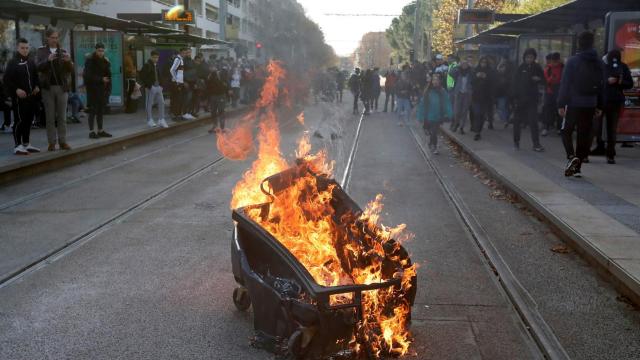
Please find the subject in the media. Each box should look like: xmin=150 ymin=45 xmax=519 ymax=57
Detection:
xmin=226 ymin=60 xmax=415 ymax=357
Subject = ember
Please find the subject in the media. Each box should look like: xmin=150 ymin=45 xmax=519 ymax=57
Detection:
xmin=222 ymin=61 xmax=417 ymax=359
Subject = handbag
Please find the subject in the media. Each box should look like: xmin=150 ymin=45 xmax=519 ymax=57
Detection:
xmin=130 ymin=82 xmax=142 ymax=100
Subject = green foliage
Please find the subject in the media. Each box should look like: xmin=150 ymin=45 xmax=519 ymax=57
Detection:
xmin=385 ymin=1 xmax=435 ymax=60
xmin=502 ymin=0 xmax=570 ymax=15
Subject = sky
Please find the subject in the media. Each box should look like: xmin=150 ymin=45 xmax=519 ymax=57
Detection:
xmin=297 ymin=0 xmax=413 ymax=57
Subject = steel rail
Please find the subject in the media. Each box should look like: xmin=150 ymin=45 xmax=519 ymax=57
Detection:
xmin=406 ymin=124 xmax=571 ymax=360
xmin=340 ymin=110 xmax=365 ymax=190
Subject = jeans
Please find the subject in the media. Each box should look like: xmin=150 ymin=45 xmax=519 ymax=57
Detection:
xmin=514 ymin=101 xmax=541 ymax=147
xmin=471 ymin=100 xmax=490 ymax=134
xmin=42 ymin=85 xmax=68 ymax=145
xmin=384 ymin=91 xmax=395 ymax=112
xmin=396 ymin=97 xmax=411 ymax=122
xmin=496 ymin=97 xmax=509 ymax=123
xmin=452 ymin=92 xmax=471 ymax=129
xmin=561 ymin=107 xmax=595 ymax=162
xmin=603 ymin=104 xmax=621 ymax=159
xmin=146 ymin=85 xmax=165 ymax=121
xmin=424 ymin=120 xmax=441 ymax=148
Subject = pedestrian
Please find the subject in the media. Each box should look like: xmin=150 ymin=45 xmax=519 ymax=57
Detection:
xmin=348 ymin=68 xmax=361 ymax=114
xmin=36 ymin=28 xmax=74 ymax=151
xmin=395 ymin=70 xmax=413 ymax=123
xmin=360 ymin=69 xmax=373 ymax=115
xmin=140 ymin=50 xmax=168 ymax=128
xmin=335 ymin=69 xmax=345 ymax=103
xmin=450 ymin=57 xmax=473 ymax=134
xmin=67 ymin=92 xmax=84 ymax=124
xmin=470 ymin=56 xmax=494 ymax=141
xmin=512 ymin=48 xmax=545 ymax=152
xmin=230 ymin=66 xmax=242 ymax=108
xmin=417 ymin=73 xmax=452 ymax=154
xmin=83 ymin=43 xmax=112 ymax=139
xmin=3 ymin=38 xmax=40 ymax=155
xmin=0 ymin=69 xmax=13 ymax=133
xmin=123 ymin=47 xmax=138 ymax=113
xmin=383 ymin=70 xmax=397 ymax=113
xmin=169 ymin=47 xmax=191 ymax=121
xmin=446 ymin=55 xmax=459 ymax=92
xmin=494 ymin=60 xmax=512 ymax=128
xmin=595 ymin=49 xmax=633 ymax=164
xmin=558 ymin=31 xmax=604 ymax=177
xmin=189 ymin=53 xmax=208 ymax=116
xmin=371 ymin=68 xmax=381 ymax=111
xmin=206 ymin=64 xmax=229 ymax=133
xmin=542 ymin=52 xmax=564 ymax=136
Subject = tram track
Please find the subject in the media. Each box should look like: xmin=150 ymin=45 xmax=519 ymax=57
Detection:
xmin=405 ymin=124 xmax=570 ymax=360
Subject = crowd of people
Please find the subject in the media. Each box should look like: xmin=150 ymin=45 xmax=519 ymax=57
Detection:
xmin=0 ymin=27 xmax=268 ymax=156
xmin=345 ymin=31 xmax=634 ymax=176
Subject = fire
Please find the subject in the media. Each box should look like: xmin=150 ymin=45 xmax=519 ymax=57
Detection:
xmin=223 ymin=60 xmax=415 ymax=357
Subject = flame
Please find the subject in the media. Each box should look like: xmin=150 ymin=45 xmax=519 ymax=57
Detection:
xmin=225 ymin=60 xmax=415 ymax=357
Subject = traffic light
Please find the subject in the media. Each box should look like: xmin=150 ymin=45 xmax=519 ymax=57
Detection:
xmin=409 ymin=49 xmax=415 ymax=62
xmin=255 ymin=42 xmax=262 ymax=58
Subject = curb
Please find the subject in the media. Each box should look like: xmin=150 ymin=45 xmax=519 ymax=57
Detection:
xmin=0 ymin=108 xmax=247 ymax=186
xmin=441 ymin=127 xmax=640 ymax=306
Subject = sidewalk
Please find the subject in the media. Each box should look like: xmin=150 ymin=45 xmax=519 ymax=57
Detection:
xmin=441 ymin=123 xmax=640 ymax=304
xmin=0 ymin=105 xmax=246 ymax=184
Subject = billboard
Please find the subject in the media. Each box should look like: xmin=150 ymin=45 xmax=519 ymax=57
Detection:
xmin=606 ymin=12 xmax=640 ymax=142
xmin=73 ymin=31 xmax=124 ymax=106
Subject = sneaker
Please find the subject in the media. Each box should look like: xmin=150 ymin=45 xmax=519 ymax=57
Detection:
xmin=607 ymin=157 xmax=616 ymax=164
xmin=24 ymin=144 xmax=40 ymax=153
xmin=182 ymin=113 xmax=196 ymax=120
xmin=582 ymin=157 xmax=589 ymax=164
xmin=573 ymin=170 xmax=582 ymax=178
xmin=473 ymin=133 xmax=481 ymax=141
xmin=565 ymin=157 xmax=580 ymax=177
xmin=157 ymin=119 xmax=169 ymax=128
xmin=48 ymin=143 xmax=56 ymax=151
xmin=59 ymin=143 xmax=72 ymax=151
xmin=533 ymin=145 xmax=545 ymax=152
xmin=514 ymin=141 xmax=520 ymax=150
xmin=89 ymin=131 xmax=99 ymax=139
xmin=433 ymin=147 xmax=439 ymax=155
xmin=459 ymin=128 xmax=465 ymax=135
xmin=147 ymin=119 xmax=158 ymax=128
xmin=14 ymin=144 xmax=29 ymax=155
xmin=541 ymin=129 xmax=548 ymax=137
xmin=98 ymin=130 xmax=113 ymax=138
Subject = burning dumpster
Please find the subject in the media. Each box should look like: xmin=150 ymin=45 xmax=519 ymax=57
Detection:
xmin=230 ymin=161 xmax=417 ymax=359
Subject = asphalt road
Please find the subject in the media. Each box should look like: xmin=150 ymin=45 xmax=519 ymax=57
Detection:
xmin=0 ymin=94 xmax=638 ymax=359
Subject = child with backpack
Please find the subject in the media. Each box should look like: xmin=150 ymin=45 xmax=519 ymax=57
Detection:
xmin=417 ymin=74 xmax=452 ymax=154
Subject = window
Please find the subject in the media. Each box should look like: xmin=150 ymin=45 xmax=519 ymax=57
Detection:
xmin=154 ymin=0 xmax=175 ymax=6
xmin=206 ymin=4 xmax=219 ymax=22
xmin=227 ymin=0 xmax=240 ymax=8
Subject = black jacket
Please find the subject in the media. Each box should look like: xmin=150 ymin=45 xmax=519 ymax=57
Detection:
xmin=557 ymin=49 xmax=604 ymax=109
xmin=35 ymin=46 xmax=74 ymax=92
xmin=206 ymin=71 xmax=228 ymax=96
xmin=471 ymin=65 xmax=494 ymax=102
xmin=83 ymin=54 xmax=111 ymax=93
xmin=603 ymin=61 xmax=633 ymax=105
xmin=3 ymin=53 xmax=39 ymax=99
xmin=512 ymin=61 xmax=544 ymax=104
xmin=139 ymin=60 xmax=164 ymax=89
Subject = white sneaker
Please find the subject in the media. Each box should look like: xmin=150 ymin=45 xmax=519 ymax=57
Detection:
xmin=14 ymin=144 xmax=28 ymax=155
xmin=147 ymin=119 xmax=157 ymax=128
xmin=157 ymin=119 xmax=169 ymax=128
xmin=24 ymin=144 xmax=41 ymax=153
xmin=182 ymin=113 xmax=196 ymax=120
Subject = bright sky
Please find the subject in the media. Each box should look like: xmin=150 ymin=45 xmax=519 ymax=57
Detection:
xmin=297 ymin=0 xmax=413 ymax=57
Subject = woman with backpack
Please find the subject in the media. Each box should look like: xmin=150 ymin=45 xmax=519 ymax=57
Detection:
xmin=417 ymin=74 xmax=452 ymax=154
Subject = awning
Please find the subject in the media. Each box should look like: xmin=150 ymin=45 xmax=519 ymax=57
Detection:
xmin=154 ymin=33 xmax=231 ymax=46
xmin=457 ymin=34 xmax=516 ymax=45
xmin=0 ymin=0 xmax=177 ymax=34
xmin=457 ymin=0 xmax=640 ymax=43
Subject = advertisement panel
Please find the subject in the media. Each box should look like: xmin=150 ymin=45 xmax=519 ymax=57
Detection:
xmin=606 ymin=12 xmax=640 ymax=141
xmin=73 ymin=31 xmax=124 ymax=106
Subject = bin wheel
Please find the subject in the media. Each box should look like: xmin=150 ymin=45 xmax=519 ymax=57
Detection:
xmin=232 ymin=287 xmax=251 ymax=311
xmin=287 ymin=329 xmax=306 ymax=359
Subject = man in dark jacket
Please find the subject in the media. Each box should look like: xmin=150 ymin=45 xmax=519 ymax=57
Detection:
xmin=595 ymin=49 xmax=633 ymax=164
xmin=139 ymin=50 xmax=167 ymax=128
xmin=371 ymin=68 xmax=381 ymax=111
xmin=36 ymin=28 xmax=74 ymax=151
xmin=4 ymin=38 xmax=40 ymax=155
xmin=557 ymin=31 xmax=604 ymax=177
xmin=83 ymin=43 xmax=112 ymax=139
xmin=470 ymin=56 xmax=494 ymax=141
xmin=348 ymin=68 xmax=361 ymax=115
xmin=512 ymin=48 xmax=545 ymax=152
xmin=206 ymin=64 xmax=229 ymax=133
xmin=383 ymin=70 xmax=397 ymax=113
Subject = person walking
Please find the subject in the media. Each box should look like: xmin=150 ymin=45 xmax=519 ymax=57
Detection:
xmin=558 ymin=31 xmax=605 ymax=177
xmin=83 ymin=43 xmax=112 ymax=139
xmin=596 ymin=49 xmax=633 ymax=164
xmin=360 ymin=69 xmax=373 ymax=115
xmin=542 ymin=53 xmax=564 ymax=136
xmin=512 ymin=48 xmax=545 ymax=152
xmin=395 ymin=70 xmax=413 ymax=123
xmin=371 ymin=68 xmax=381 ymax=111
xmin=230 ymin=66 xmax=242 ymax=108
xmin=206 ymin=64 xmax=229 ymax=133
xmin=417 ymin=74 xmax=452 ymax=154
xmin=335 ymin=69 xmax=345 ymax=103
xmin=4 ymin=38 xmax=40 ymax=155
xmin=140 ymin=50 xmax=167 ymax=128
xmin=449 ymin=57 xmax=473 ymax=134
xmin=383 ymin=70 xmax=397 ymax=113
xmin=494 ymin=60 xmax=512 ymax=128
xmin=36 ymin=28 xmax=74 ymax=151
xmin=470 ymin=56 xmax=494 ymax=141
xmin=348 ymin=68 xmax=361 ymax=115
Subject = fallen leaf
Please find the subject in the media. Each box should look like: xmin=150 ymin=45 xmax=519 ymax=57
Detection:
xmin=550 ymin=245 xmax=570 ymax=254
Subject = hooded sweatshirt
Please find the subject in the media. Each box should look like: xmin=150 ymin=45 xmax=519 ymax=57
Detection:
xmin=512 ymin=50 xmax=544 ymax=104
xmin=602 ymin=56 xmax=633 ymax=105
xmin=557 ymin=48 xmax=604 ymax=109
xmin=3 ymin=52 xmax=39 ymax=99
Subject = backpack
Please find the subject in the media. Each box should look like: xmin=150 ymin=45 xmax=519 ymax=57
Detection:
xmin=575 ymin=59 xmax=603 ymax=96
